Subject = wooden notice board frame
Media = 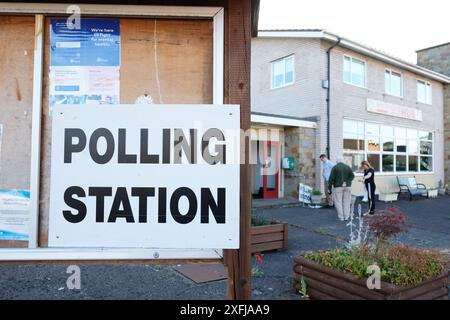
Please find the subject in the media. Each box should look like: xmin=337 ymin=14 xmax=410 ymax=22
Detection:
xmin=0 ymin=1 xmax=253 ymax=300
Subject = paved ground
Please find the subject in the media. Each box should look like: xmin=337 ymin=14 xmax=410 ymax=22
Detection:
xmin=0 ymin=196 xmax=448 ymax=299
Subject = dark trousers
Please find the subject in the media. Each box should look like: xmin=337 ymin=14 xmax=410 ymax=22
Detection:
xmin=365 ymin=182 xmax=376 ymax=212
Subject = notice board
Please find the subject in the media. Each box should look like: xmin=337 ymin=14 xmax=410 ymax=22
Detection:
xmin=39 ymin=17 xmax=214 ymax=246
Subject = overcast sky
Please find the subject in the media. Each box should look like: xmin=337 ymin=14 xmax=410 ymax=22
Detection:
xmin=258 ymin=0 xmax=449 ymax=63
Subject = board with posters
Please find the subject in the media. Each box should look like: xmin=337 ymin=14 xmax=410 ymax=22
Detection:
xmin=49 ymin=18 xmax=120 ymax=111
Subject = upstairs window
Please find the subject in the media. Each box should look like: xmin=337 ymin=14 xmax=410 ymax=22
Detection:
xmin=417 ymin=80 xmax=432 ymax=104
xmin=271 ymin=55 xmax=295 ymax=89
xmin=343 ymin=56 xmax=366 ymax=87
xmin=385 ymin=69 xmax=403 ymax=97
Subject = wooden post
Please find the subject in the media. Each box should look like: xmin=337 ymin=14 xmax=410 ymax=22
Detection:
xmin=225 ymin=0 xmax=252 ymax=300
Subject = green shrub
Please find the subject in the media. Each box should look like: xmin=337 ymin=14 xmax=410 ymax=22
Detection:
xmin=304 ymin=245 xmax=447 ymax=286
xmin=251 ymin=215 xmax=273 ymax=226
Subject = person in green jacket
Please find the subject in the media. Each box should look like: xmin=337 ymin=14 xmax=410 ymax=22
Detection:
xmin=328 ymin=156 xmax=355 ymax=221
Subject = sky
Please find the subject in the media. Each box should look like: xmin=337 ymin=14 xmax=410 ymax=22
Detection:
xmin=258 ymin=0 xmax=450 ymax=63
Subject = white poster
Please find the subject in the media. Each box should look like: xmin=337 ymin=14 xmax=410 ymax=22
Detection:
xmin=49 ymin=66 xmax=120 ymax=106
xmin=0 ymin=190 xmax=30 ymax=241
xmin=299 ymin=183 xmax=312 ymax=204
xmin=49 ymin=105 xmax=240 ymax=249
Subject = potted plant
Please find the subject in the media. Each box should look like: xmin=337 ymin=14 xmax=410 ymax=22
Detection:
xmin=293 ymin=207 xmax=448 ymax=300
xmin=378 ymin=188 xmax=398 ymax=203
xmin=427 ymin=188 xmax=438 ymax=198
xmin=310 ymin=190 xmax=323 ymax=205
xmin=437 ymin=180 xmax=446 ymax=196
xmin=251 ymin=215 xmax=288 ymax=254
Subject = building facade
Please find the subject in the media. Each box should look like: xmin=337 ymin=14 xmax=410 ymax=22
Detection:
xmin=416 ymin=43 xmax=450 ymax=187
xmin=251 ymin=30 xmax=450 ymax=199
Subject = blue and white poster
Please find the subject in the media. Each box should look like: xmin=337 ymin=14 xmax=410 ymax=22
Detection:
xmin=0 ymin=190 xmax=30 ymax=241
xmin=49 ymin=18 xmax=120 ymax=110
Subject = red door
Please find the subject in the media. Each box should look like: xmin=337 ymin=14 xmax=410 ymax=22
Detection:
xmin=263 ymin=141 xmax=279 ymax=199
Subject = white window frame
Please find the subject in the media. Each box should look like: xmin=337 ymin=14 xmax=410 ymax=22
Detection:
xmin=343 ymin=55 xmax=367 ymax=88
xmin=0 ymin=3 xmax=225 ymax=261
xmin=385 ymin=68 xmax=404 ymax=98
xmin=342 ymin=118 xmax=434 ymax=176
xmin=270 ymin=54 xmax=295 ymax=89
xmin=417 ymin=79 xmax=432 ymax=105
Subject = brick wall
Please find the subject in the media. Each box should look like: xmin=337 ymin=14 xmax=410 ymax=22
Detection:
xmin=445 ymin=86 xmax=450 ymax=186
xmin=417 ymin=43 xmax=450 ymax=77
xmin=284 ymin=127 xmax=316 ymax=199
xmin=417 ymin=43 xmax=450 ymax=185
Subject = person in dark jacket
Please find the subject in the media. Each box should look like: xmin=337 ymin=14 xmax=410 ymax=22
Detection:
xmin=361 ymin=160 xmax=376 ymax=216
xmin=328 ymin=156 xmax=355 ymax=221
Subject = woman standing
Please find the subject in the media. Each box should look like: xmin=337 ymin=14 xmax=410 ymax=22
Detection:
xmin=361 ymin=161 xmax=376 ymax=215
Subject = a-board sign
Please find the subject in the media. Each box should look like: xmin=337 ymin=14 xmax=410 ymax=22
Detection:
xmin=298 ymin=183 xmax=312 ymax=204
xmin=49 ymin=105 xmax=240 ymax=249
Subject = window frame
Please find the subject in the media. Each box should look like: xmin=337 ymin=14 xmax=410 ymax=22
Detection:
xmin=385 ymin=68 xmax=404 ymax=98
xmin=342 ymin=118 xmax=434 ymax=176
xmin=343 ymin=55 xmax=367 ymax=88
xmin=270 ymin=54 xmax=295 ymax=89
xmin=417 ymin=79 xmax=432 ymax=105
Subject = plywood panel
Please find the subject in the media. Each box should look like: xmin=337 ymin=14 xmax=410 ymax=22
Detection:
xmin=0 ymin=16 xmax=34 ymax=188
xmin=39 ymin=17 xmax=214 ymax=246
xmin=120 ymin=18 xmax=213 ymax=104
xmin=0 ymin=16 xmax=35 ymax=248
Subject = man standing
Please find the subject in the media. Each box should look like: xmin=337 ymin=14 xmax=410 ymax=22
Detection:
xmin=328 ymin=156 xmax=355 ymax=221
xmin=319 ymin=154 xmax=334 ymax=208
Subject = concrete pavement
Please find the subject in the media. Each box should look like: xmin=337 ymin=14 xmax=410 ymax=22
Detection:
xmin=0 ymin=196 xmax=448 ymax=299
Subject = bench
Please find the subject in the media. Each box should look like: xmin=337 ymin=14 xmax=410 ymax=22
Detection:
xmin=396 ymin=176 xmax=428 ymax=201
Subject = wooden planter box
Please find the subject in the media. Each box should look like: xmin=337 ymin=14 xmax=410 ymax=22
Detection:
xmin=251 ymin=222 xmax=288 ymax=254
xmin=293 ymin=256 xmax=449 ymax=300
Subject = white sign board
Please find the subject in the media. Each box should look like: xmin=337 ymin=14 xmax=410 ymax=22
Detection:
xmin=367 ymin=98 xmax=423 ymax=121
xmin=298 ymin=183 xmax=312 ymax=204
xmin=49 ymin=105 xmax=240 ymax=249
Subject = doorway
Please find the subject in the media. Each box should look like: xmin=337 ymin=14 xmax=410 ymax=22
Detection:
xmin=252 ymin=140 xmax=279 ymax=199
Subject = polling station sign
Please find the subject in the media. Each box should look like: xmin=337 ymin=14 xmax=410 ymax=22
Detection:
xmin=49 ymin=105 xmax=240 ymax=249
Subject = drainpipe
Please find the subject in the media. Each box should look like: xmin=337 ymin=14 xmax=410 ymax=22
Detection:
xmin=326 ymin=37 xmax=341 ymax=159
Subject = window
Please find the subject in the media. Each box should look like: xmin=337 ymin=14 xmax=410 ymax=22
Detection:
xmin=342 ymin=120 xmax=434 ymax=174
xmin=396 ymin=155 xmax=407 ymax=172
xmin=271 ymin=55 xmax=294 ymax=89
xmin=343 ymin=119 xmax=365 ymax=171
xmin=343 ymin=56 xmax=366 ymax=87
xmin=417 ymin=80 xmax=432 ymax=104
xmin=385 ymin=69 xmax=403 ymax=97
xmin=367 ymin=154 xmax=380 ymax=172
xmin=419 ymin=130 xmax=433 ymax=172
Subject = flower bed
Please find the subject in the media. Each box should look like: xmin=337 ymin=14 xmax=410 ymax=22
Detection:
xmin=294 ymin=254 xmax=448 ymax=300
xmin=293 ymin=207 xmax=449 ymax=300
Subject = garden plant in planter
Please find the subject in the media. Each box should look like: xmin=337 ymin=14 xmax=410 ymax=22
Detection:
xmin=294 ymin=207 xmax=448 ymax=300
xmin=310 ymin=190 xmax=322 ymax=204
xmin=251 ymin=215 xmax=288 ymax=254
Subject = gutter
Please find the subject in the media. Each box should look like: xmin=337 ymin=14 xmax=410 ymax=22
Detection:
xmin=321 ymin=31 xmax=450 ymax=84
xmin=326 ymin=37 xmax=341 ymax=159
xmin=258 ymin=30 xmax=450 ymax=84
